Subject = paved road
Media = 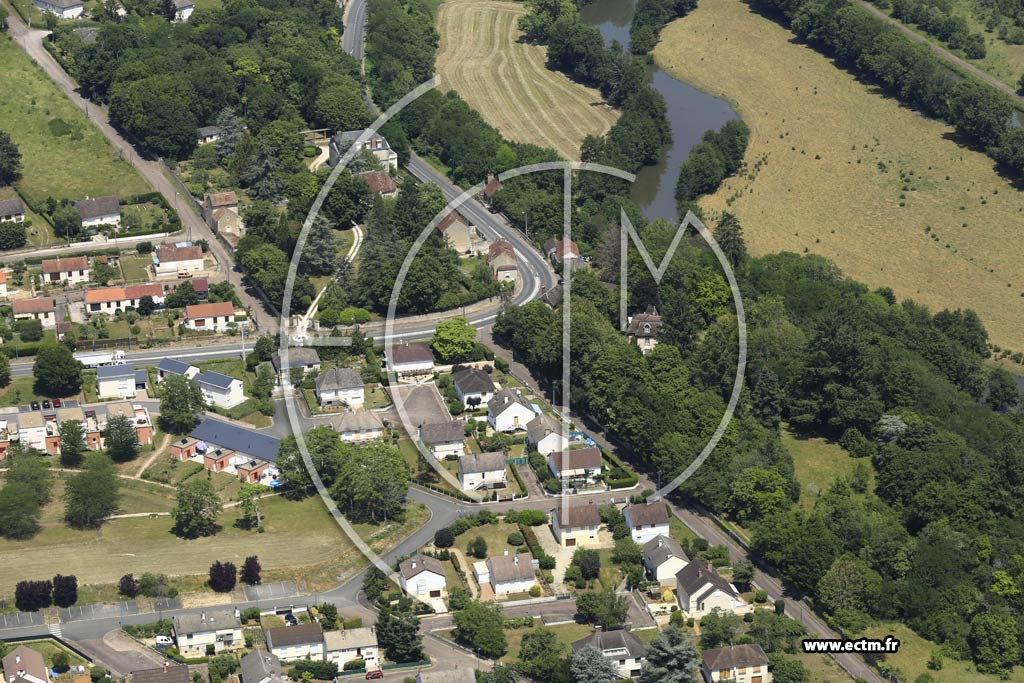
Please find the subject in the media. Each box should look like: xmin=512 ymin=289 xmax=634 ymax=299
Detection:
xmin=1 ymin=5 xmax=275 ymax=332
xmin=852 ymin=0 xmax=1024 ymax=106
xmin=341 ymin=0 xmax=366 ymax=61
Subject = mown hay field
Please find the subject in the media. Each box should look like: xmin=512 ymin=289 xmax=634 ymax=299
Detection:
xmin=435 ymin=0 xmax=618 ymax=160
xmin=655 ymin=0 xmax=1024 ymax=349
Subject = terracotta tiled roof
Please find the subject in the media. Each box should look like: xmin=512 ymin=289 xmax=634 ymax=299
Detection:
xmin=185 ymin=301 xmax=233 ymax=319
xmin=41 ymin=256 xmax=88 ymax=273
xmin=13 ymin=297 xmax=55 ymax=314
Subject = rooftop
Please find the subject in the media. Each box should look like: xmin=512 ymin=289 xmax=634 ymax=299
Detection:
xmin=75 ymin=196 xmax=119 ymax=221
xmin=315 ymin=367 xmax=363 ymax=392
xmin=554 ymin=504 xmax=600 ymax=529
xmin=239 ymin=650 xmax=284 ymax=683
xmin=205 ymin=192 xmax=237 ymax=208
xmin=357 ymin=170 xmax=397 ymax=195
xmin=389 ymin=342 xmax=434 ymax=365
xmin=643 ymin=534 xmax=688 ymax=568
xmin=41 ymin=256 xmax=88 ymax=274
xmin=701 ymin=644 xmax=769 ymax=671
xmin=190 ymin=418 xmax=280 ymax=462
xmin=156 ymin=243 xmax=204 ymax=263
xmin=451 ymin=366 xmax=495 ymax=394
xmin=186 ymin=302 xmax=234 ymax=319
xmin=12 ymin=298 xmax=54 ymax=314
xmin=173 ymin=607 xmax=240 ymax=635
xmin=157 ymin=358 xmax=194 ymax=375
xmin=131 ymin=665 xmax=190 ymax=683
xmin=323 ymin=627 xmax=377 ymax=652
xmin=458 ymin=451 xmax=505 ymax=476
xmin=571 ymin=629 xmax=646 ymax=659
xmin=399 ymin=554 xmax=445 ymax=579
xmin=2 ymin=646 xmax=47 ymax=683
xmin=626 ymin=501 xmax=670 ymax=528
xmin=487 ymin=552 xmax=535 ymax=583
xmin=419 ymin=420 xmax=465 ymax=444
xmin=97 ymin=364 xmax=136 ymax=380
xmin=196 ymin=370 xmax=239 ymax=390
xmin=267 ymin=623 xmax=323 ymax=648
xmin=334 ymin=411 xmax=384 ymax=432
xmin=487 ymin=387 xmax=533 ymax=415
xmin=271 ymin=348 xmax=321 ymax=373
xmin=549 ymin=447 xmax=603 ymax=472
xmin=0 ymin=198 xmax=25 ymax=216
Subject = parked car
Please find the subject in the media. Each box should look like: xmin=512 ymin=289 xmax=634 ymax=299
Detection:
xmin=284 ymin=613 xmax=298 ymax=626
xmin=31 ymin=401 xmax=40 ymax=410
xmin=53 ymin=398 xmax=62 ymax=408
xmin=155 ymin=636 xmax=173 ymax=648
xmin=42 ymin=400 xmax=51 ymax=409
xmin=365 ymin=671 xmax=384 ymax=680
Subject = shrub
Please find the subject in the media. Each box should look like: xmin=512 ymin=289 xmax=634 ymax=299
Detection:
xmin=506 ymin=531 xmax=524 ymax=546
xmin=242 ymin=607 xmax=261 ymax=622
xmin=516 ymin=509 xmax=548 ymax=526
xmin=434 ymin=527 xmax=455 ymax=548
xmin=529 ymin=585 xmax=541 ymax=598
xmin=469 ymin=536 xmax=488 ymax=559
xmin=342 ymin=659 xmax=365 ymax=671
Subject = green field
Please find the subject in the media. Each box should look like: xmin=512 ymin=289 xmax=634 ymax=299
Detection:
xmin=501 ymin=622 xmax=594 ymax=661
xmin=656 ymin=0 xmax=1024 ymax=349
xmin=781 ymin=426 xmax=859 ymax=510
xmin=456 ymin=521 xmax=523 ymax=561
xmin=0 ymin=34 xmax=150 ymax=208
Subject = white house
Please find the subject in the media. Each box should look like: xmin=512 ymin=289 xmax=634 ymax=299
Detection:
xmin=96 ymin=364 xmax=138 ymax=400
xmin=156 ymin=357 xmax=200 ymax=383
xmin=451 ymin=366 xmax=495 ymax=408
xmin=0 ymin=198 xmax=26 ymax=223
xmin=0 ymin=271 xmax=8 ymax=298
xmin=548 ymin=447 xmax=603 ymax=490
xmin=154 ymin=243 xmax=205 ymax=276
xmin=572 ymin=629 xmax=647 ymax=679
xmin=184 ymin=302 xmax=235 ymax=332
xmin=675 ymin=562 xmax=751 ymax=620
xmin=265 ymin=624 xmax=324 ymax=663
xmin=12 ymin=298 xmax=56 ymax=329
xmin=419 ymin=421 xmax=465 ymax=459
xmin=2 ymin=646 xmax=48 ymax=683
xmin=387 ymin=343 xmax=434 ymax=380
xmin=41 ymin=256 xmax=89 ymax=285
xmin=172 ymin=608 xmax=243 ymax=657
xmin=271 ymin=348 xmax=321 ymax=384
xmin=196 ymin=371 xmax=245 ymax=409
xmin=76 ymin=196 xmax=120 ymax=229
xmin=473 ymin=551 xmax=536 ymax=597
xmin=487 ymin=388 xmax=535 ymax=432
xmin=487 ymin=240 xmax=517 ymax=283
xmin=525 ymin=413 xmax=568 ymax=455
xmin=315 ymin=367 xmax=364 ymax=407
xmin=16 ymin=412 xmax=51 ymax=453
xmin=457 ymin=451 xmax=507 ymax=492
xmin=197 ymin=126 xmax=223 ymax=146
xmin=171 ymin=0 xmax=194 ymax=21
xmin=329 ymin=130 xmax=398 ymax=170
xmin=398 ymin=555 xmax=447 ymax=600
xmin=84 ymin=283 xmax=165 ymax=314
xmin=643 ymin=535 xmax=689 ymax=587
xmin=552 ymin=505 xmax=601 ymax=548
xmin=436 ymin=210 xmax=481 ymax=255
xmin=32 ymin=0 xmax=82 ymax=18
xmin=624 ymin=502 xmax=670 ymax=545
xmin=334 ymin=411 xmax=385 ymax=443
xmin=324 ymin=628 xmax=379 ymax=671
xmin=701 ymin=644 xmax=772 ymax=683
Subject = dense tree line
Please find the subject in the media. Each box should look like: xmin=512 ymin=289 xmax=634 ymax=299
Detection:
xmin=629 ymin=0 xmax=697 ymax=54
xmin=365 ymin=0 xmax=438 ymax=107
xmin=975 ymin=0 xmax=1024 ymax=44
xmin=675 ymin=119 xmax=750 ymax=211
xmin=495 ymin=206 xmax=1024 ymax=672
xmin=754 ymin=0 xmax=1024 ymax=176
xmin=883 ymin=0 xmax=987 ymax=58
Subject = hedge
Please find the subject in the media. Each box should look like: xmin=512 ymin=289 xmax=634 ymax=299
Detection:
xmin=602 ymin=451 xmax=638 ymax=489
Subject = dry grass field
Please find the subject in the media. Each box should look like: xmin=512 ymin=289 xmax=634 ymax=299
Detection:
xmin=655 ymin=0 xmax=1024 ymax=349
xmin=435 ymin=0 xmax=618 ymax=159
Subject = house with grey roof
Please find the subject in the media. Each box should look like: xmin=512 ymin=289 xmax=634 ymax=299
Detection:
xmin=156 ymin=357 xmax=199 ymax=383
xmin=675 ymin=560 xmax=751 ymax=619
xmin=271 ymin=348 xmax=321 ymax=384
xmin=457 ymin=451 xmax=506 ymax=492
xmin=624 ymin=501 xmax=670 ymax=544
xmin=131 ymin=665 xmax=190 ymax=683
xmin=387 ymin=342 xmax=434 ymax=380
xmin=473 ymin=551 xmax=537 ymax=597
xmin=572 ymin=629 xmax=647 ymax=679
xmin=76 ymin=195 xmax=120 ymax=228
xmin=324 ymin=627 xmax=379 ymax=670
xmin=551 ymin=504 xmax=601 ymax=548
xmin=97 ymin=363 xmax=138 ymax=400
xmin=196 ymin=370 xmax=245 ymax=408
xmin=398 ymin=555 xmax=447 ymax=600
xmin=451 ymin=366 xmax=495 ymax=407
xmin=487 ymin=388 xmax=535 ymax=432
xmin=197 ymin=125 xmax=223 ymax=145
xmin=171 ymin=0 xmax=194 ymax=21
xmin=700 ymin=644 xmax=771 ymax=683
xmin=266 ymin=624 xmax=324 ymax=663
xmin=548 ymin=447 xmax=603 ymax=490
xmin=172 ymin=607 xmax=242 ymax=657
xmin=328 ymin=130 xmax=397 ymax=169
xmin=239 ymin=650 xmax=284 ymax=683
xmin=190 ymin=417 xmax=281 ymax=463
xmin=643 ymin=535 xmax=689 ymax=586
xmin=419 ymin=420 xmax=465 ymax=459
xmin=525 ymin=413 xmax=567 ymax=455
xmin=334 ymin=411 xmax=384 ymax=443
xmin=0 ymin=198 xmax=25 ymax=224
xmin=315 ymin=367 xmax=363 ymax=407
xmin=32 ymin=0 xmax=82 ymax=19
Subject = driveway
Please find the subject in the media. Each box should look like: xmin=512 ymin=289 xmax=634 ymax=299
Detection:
xmin=75 ymin=629 xmax=167 ymax=676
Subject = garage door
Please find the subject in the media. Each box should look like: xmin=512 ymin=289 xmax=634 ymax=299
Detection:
xmin=566 ymin=538 xmax=576 ymax=547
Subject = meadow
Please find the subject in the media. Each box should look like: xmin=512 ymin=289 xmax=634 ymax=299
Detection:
xmin=435 ymin=0 xmax=619 ymax=159
xmin=655 ymin=0 xmax=1024 ymax=349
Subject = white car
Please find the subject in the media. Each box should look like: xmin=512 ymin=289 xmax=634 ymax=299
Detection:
xmin=155 ymin=636 xmax=173 ymax=647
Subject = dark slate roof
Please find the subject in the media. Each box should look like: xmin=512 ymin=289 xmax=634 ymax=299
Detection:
xmin=132 ymin=665 xmax=190 ymax=683
xmin=197 ymin=125 xmax=223 ymax=137
xmin=452 ymin=366 xmax=495 ymax=394
xmin=626 ymin=502 xmax=670 ymax=527
xmin=554 ymin=504 xmax=600 ymax=529
xmin=458 ymin=451 xmax=505 ymax=475
xmin=97 ymin=364 xmax=135 ymax=380
xmin=390 ymin=342 xmax=434 ymax=365
xmin=675 ymin=561 xmax=737 ymax=599
xmin=701 ymin=644 xmax=769 ymax=671
xmin=135 ymin=369 xmax=148 ymax=385
xmin=157 ymin=357 xmax=193 ymax=375
xmin=526 ymin=413 xmax=561 ymax=443
xmin=571 ymin=629 xmax=647 ymax=659
xmin=487 ymin=387 xmax=533 ymax=415
xmin=334 ymin=411 xmax=384 ymax=432
xmin=315 ymin=367 xmax=362 ymax=392
xmin=197 ymin=370 xmax=237 ymax=390
xmin=549 ymin=447 xmax=602 ymax=472
xmin=76 ymin=195 xmax=120 ymax=220
xmin=0 ymin=198 xmax=24 ymax=216
xmin=399 ymin=554 xmax=445 ymax=579
xmin=643 ymin=535 xmax=688 ymax=568
xmin=626 ymin=305 xmax=663 ymax=337
xmin=239 ymin=651 xmax=284 ymax=683
xmin=267 ymin=623 xmax=323 ymax=648
xmin=541 ymin=284 xmax=563 ymax=308
xmin=190 ymin=417 xmax=280 ymax=462
xmin=271 ymin=347 xmax=321 ymax=373
xmin=420 ymin=420 xmax=465 ymax=444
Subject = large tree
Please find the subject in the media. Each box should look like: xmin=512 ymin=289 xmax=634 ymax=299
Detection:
xmin=970 ymin=609 xmax=1019 ymax=674
xmin=158 ymin=374 xmax=206 ymax=434
xmin=430 ymin=317 xmax=477 ymax=364
xmin=0 ymin=130 xmax=22 ymax=185
xmin=453 ymin=600 xmax=507 ymax=658
xmin=517 ymin=627 xmax=568 ymax=682
xmin=106 ymin=414 xmax=140 ymax=462
xmin=330 ymin=441 xmax=409 ymax=522
xmin=376 ymin=606 xmax=423 ymax=663
xmin=713 ymin=212 xmax=746 ymax=267
xmin=58 ymin=419 xmax=86 ymax=468
xmin=639 ymin=625 xmax=700 ymax=683
xmin=51 ymin=574 xmax=78 ymax=608
xmin=172 ymin=478 xmax=223 ymax=538
xmin=569 ymin=645 xmax=617 ymax=683
xmin=33 ymin=343 xmax=82 ymax=397
xmin=0 ymin=481 xmax=43 ymax=539
xmin=64 ymin=453 xmax=120 ymax=529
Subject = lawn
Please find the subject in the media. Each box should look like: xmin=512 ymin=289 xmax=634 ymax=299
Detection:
xmin=656 ymin=0 xmax=1024 ymax=349
xmin=0 ymin=34 xmax=150 ymax=208
xmin=456 ymin=521 xmax=525 ymax=562
xmin=435 ymin=0 xmax=618 ymax=160
xmin=120 ymin=254 xmax=154 ymax=282
xmin=501 ymin=622 xmax=594 ymax=661
xmin=0 ymin=494 xmax=426 ymax=597
xmin=29 ymin=477 xmax=175 ymax=526
xmin=15 ymin=640 xmax=87 ymax=668
xmin=0 ymin=374 xmax=79 ymax=406
xmin=782 ymin=425 xmax=859 ymax=510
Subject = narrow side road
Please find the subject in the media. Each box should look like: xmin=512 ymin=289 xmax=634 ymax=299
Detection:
xmin=851 ymin=0 xmax=1024 ymax=105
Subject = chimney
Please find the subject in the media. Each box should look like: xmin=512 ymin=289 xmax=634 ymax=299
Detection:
xmin=163 ymin=663 xmax=168 ymax=673
xmin=657 ymin=539 xmax=663 ymax=548
xmin=411 ymin=560 xmax=417 ymax=569
xmin=707 ymin=560 xmax=713 ymax=571
xmin=15 ymin=655 xmax=20 ymax=665
xmin=513 ymin=556 xmax=519 ymax=566
xmin=503 ymin=549 xmax=509 ymax=556
xmin=487 ymin=173 xmax=495 ymax=184
xmin=201 ymin=611 xmax=206 ymax=622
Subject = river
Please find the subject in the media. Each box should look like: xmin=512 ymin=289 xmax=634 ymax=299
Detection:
xmin=580 ymin=0 xmax=737 ymax=222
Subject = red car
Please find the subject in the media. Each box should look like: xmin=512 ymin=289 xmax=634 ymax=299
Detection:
xmin=53 ymin=398 xmax=62 ymax=408
xmin=365 ymin=671 xmax=384 ymax=680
